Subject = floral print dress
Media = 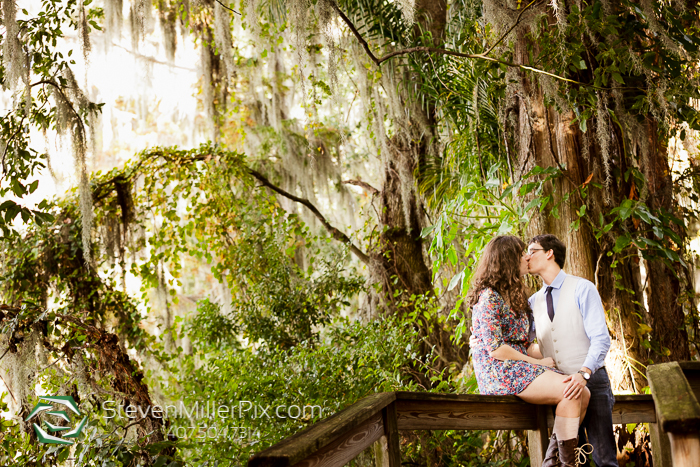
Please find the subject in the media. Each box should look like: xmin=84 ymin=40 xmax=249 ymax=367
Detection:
xmin=472 ymin=287 xmax=555 ymax=395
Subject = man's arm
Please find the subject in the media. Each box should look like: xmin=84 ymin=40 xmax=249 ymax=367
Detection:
xmin=561 ymin=279 xmax=610 ymax=400
xmin=577 ymin=279 xmax=612 ymax=374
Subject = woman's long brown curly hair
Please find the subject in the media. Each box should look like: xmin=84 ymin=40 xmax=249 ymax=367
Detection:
xmin=466 ymin=236 xmax=531 ymax=316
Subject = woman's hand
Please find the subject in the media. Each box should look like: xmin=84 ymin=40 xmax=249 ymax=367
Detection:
xmin=538 ymin=357 xmax=556 ymax=368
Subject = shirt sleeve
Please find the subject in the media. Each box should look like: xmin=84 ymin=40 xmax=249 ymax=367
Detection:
xmin=576 ymin=280 xmax=611 ymax=373
xmin=472 ymin=289 xmax=505 ymax=353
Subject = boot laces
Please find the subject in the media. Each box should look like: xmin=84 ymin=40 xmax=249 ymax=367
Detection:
xmin=574 ymin=443 xmax=593 ymax=466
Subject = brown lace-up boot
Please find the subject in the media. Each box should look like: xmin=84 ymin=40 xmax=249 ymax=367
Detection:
xmin=541 ymin=434 xmax=559 ymax=467
xmin=557 ymin=437 xmax=579 ymax=466
xmin=557 ymin=438 xmax=594 ymax=466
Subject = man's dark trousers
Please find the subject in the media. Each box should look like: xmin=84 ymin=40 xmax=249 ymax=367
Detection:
xmin=578 ymin=367 xmax=619 ymax=467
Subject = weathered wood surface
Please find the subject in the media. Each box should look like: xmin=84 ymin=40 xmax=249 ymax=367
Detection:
xmin=381 ymin=402 xmax=401 ymax=467
xmin=395 ymin=396 xmax=539 ymax=430
xmin=679 ymin=361 xmax=700 ymax=399
xmin=249 ymin=391 xmax=658 ymax=467
xmin=648 ymin=362 xmax=700 ymax=467
xmin=649 ymin=421 xmax=673 ymax=467
xmin=394 ymin=392 xmax=655 ymax=430
xmin=667 ymin=432 xmax=700 ymax=467
xmin=248 ymin=392 xmax=395 ymax=467
xmin=372 ymin=436 xmax=389 ymax=467
xmin=648 ymin=362 xmax=700 ymax=433
xmin=527 ymin=405 xmax=550 ymax=467
xmin=291 ymin=412 xmax=384 ymax=467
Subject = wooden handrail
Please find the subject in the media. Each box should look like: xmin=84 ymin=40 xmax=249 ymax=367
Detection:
xmin=647 ymin=361 xmax=700 ymax=467
xmin=248 ymin=362 xmax=700 ymax=467
xmin=248 ymin=393 xmax=396 ymax=467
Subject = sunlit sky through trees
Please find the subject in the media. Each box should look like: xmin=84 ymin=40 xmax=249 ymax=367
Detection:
xmin=2 ymin=0 xmax=208 ymax=210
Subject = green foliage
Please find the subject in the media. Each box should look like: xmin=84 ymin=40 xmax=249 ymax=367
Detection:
xmin=0 ymin=143 xmax=371 ymax=465
xmin=423 ymin=164 xmax=567 ymax=344
xmin=164 ymin=311 xmax=418 ymax=464
xmin=0 ymin=0 xmax=103 ymax=236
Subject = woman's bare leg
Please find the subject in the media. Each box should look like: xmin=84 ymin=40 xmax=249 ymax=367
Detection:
xmin=519 ymin=371 xmax=592 ymax=467
xmin=517 ymin=370 xmax=590 ymax=419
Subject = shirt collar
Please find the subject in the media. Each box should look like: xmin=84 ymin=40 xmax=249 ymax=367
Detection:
xmin=542 ymin=269 xmax=567 ymax=290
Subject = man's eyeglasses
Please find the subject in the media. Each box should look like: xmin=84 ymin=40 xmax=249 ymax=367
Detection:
xmin=527 ymin=248 xmax=545 ymax=255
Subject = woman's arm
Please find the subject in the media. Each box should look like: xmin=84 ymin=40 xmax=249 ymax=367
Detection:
xmin=527 ymin=343 xmax=543 ymax=359
xmin=490 ymin=344 xmax=555 ymax=367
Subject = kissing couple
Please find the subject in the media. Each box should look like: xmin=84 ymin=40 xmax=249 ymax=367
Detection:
xmin=468 ymin=234 xmax=618 ymax=467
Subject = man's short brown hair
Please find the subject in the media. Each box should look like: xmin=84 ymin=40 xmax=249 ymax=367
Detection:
xmin=529 ymin=234 xmax=566 ymax=269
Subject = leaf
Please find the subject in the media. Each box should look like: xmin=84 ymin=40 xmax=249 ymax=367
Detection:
xmin=420 ymin=225 xmax=435 ymax=238
xmin=523 ymin=197 xmax=541 ymax=213
xmin=582 ymin=172 xmax=594 ymax=187
xmin=614 ymin=235 xmax=631 ymax=252
xmin=618 ymin=200 xmax=634 ymax=220
xmin=448 ymin=270 xmax=465 ymax=292
xmin=496 ymin=220 xmax=512 ymax=235
xmin=485 ymin=178 xmax=500 ymax=188
xmin=447 ymin=246 xmax=458 ymax=266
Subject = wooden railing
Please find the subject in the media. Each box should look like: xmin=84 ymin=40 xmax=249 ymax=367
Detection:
xmin=248 ymin=362 xmax=700 ymax=467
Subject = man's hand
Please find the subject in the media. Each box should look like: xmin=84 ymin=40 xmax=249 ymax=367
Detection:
xmin=562 ymin=373 xmax=587 ymax=399
xmin=538 ymin=357 xmax=556 ymax=368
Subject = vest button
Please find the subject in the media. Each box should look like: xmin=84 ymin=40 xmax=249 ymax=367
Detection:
xmin=553 ymin=339 xmax=557 ymax=342
xmin=556 ymin=350 xmax=559 ymax=353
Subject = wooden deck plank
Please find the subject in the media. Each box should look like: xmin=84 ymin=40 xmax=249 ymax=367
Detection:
xmin=396 ymin=394 xmax=655 ymax=431
xmin=396 ymin=399 xmax=540 ymax=430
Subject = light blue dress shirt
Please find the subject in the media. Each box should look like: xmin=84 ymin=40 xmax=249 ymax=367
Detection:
xmin=528 ymin=270 xmax=611 ymax=373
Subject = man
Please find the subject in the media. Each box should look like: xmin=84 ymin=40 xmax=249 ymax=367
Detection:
xmin=526 ymin=234 xmax=618 ymax=467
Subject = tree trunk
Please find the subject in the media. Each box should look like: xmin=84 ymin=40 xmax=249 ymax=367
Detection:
xmin=508 ymin=24 xmax=650 ymax=392
xmin=371 ymin=0 xmax=468 ymax=370
xmin=642 ymin=120 xmax=691 ymax=362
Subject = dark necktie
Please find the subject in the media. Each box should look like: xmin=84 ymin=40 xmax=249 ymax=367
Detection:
xmin=546 ymin=286 xmax=555 ymax=321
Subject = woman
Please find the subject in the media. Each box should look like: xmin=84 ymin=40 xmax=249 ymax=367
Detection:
xmin=466 ymin=236 xmax=590 ymax=467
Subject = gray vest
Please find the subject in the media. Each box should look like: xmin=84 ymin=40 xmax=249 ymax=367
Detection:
xmin=533 ymin=276 xmax=590 ymax=375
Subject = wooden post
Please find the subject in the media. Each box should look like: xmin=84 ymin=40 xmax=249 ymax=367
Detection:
xmin=373 ymin=436 xmax=390 ymax=467
xmin=381 ymin=402 xmax=401 ymax=467
xmin=647 ymin=362 xmax=700 ymax=467
xmin=649 ymin=422 xmax=673 ymax=467
xmin=527 ymin=405 xmax=549 ymax=467
xmin=668 ymin=433 xmax=700 ymax=467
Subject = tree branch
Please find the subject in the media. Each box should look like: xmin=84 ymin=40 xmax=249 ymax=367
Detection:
xmin=343 ymin=179 xmax=380 ymax=195
xmin=214 ymin=0 xmax=241 ymax=15
xmin=249 ymin=169 xmax=371 ymax=266
xmin=328 ymin=0 xmax=637 ymax=91
xmin=481 ymin=0 xmax=543 ymax=56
